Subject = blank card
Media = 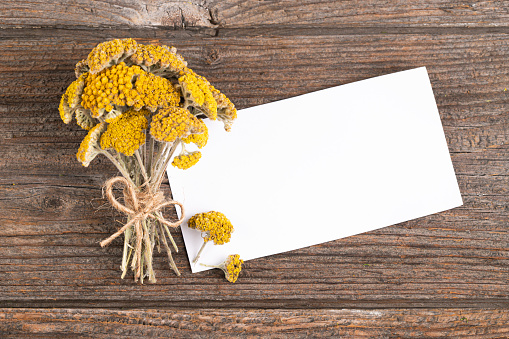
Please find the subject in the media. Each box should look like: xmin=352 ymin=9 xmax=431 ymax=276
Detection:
xmin=167 ymin=67 xmax=463 ymax=272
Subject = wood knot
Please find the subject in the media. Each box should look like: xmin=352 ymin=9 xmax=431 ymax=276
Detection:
xmin=42 ymin=196 xmax=65 ymax=211
xmin=205 ymin=48 xmax=220 ymax=65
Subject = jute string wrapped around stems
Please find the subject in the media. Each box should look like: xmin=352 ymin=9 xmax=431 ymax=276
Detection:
xmin=100 ymin=176 xmax=185 ymax=281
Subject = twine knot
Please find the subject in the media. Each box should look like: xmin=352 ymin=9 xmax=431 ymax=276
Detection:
xmin=100 ymin=176 xmax=185 ymax=248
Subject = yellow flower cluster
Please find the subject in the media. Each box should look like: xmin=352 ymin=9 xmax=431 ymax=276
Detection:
xmin=130 ymin=43 xmax=188 ymax=73
xmin=188 ymin=211 xmax=234 ymax=245
xmin=224 ymin=254 xmax=243 ymax=283
xmin=135 ymin=72 xmax=180 ymax=112
xmin=172 ymin=151 xmax=202 ymax=170
xmin=76 ymin=123 xmax=106 ymax=166
xmin=59 ymin=74 xmax=87 ymax=124
xmin=80 ymin=62 xmax=179 ymax=117
xmin=181 ymin=119 xmax=208 ymax=148
xmin=75 ymin=108 xmax=95 ymax=130
xmin=211 ymin=85 xmax=238 ymax=132
xmin=178 ymin=71 xmax=217 ymax=120
xmin=100 ymin=108 xmax=149 ymax=156
xmin=150 ymin=107 xmax=201 ymax=143
xmin=81 ymin=62 xmax=141 ymax=117
xmin=86 ymin=38 xmax=138 ymax=74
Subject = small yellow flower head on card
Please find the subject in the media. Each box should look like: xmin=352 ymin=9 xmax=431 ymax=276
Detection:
xmin=172 ymin=151 xmax=202 ymax=170
xmin=77 ymin=123 xmax=106 ymax=167
xmin=189 ymin=211 xmax=234 ymax=264
xmin=100 ymin=108 xmax=149 ymax=156
xmin=188 ymin=211 xmax=234 ymax=245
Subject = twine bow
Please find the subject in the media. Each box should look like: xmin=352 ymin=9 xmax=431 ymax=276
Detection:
xmin=100 ymin=176 xmax=185 ymax=248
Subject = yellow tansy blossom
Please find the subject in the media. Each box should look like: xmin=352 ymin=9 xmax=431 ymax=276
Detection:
xmin=130 ymin=43 xmax=188 ymax=74
xmin=135 ymin=72 xmax=180 ymax=111
xmin=74 ymin=59 xmax=88 ymax=78
xmin=75 ymin=108 xmax=95 ymax=130
xmin=178 ymin=71 xmax=217 ymax=120
xmin=189 ymin=211 xmax=234 ymax=264
xmin=200 ymin=254 xmax=244 ymax=283
xmin=172 ymin=151 xmax=201 ymax=170
xmin=86 ymin=38 xmax=138 ymax=74
xmin=81 ymin=62 xmax=143 ymax=117
xmin=188 ymin=211 xmax=234 ymax=245
xmin=81 ymin=62 xmax=179 ymax=117
xmin=150 ymin=107 xmax=201 ymax=143
xmin=210 ymin=85 xmax=237 ymax=132
xmin=59 ymin=73 xmax=87 ymax=124
xmin=100 ymin=108 xmax=149 ymax=156
xmin=181 ymin=118 xmax=208 ymax=148
xmin=76 ymin=123 xmax=106 ymax=167
xmin=224 ymin=254 xmax=243 ymax=283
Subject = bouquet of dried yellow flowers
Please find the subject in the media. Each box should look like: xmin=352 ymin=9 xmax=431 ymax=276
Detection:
xmin=59 ymin=38 xmax=237 ymax=283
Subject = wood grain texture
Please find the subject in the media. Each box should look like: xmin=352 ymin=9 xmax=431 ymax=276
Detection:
xmin=211 ymin=0 xmax=509 ymax=28
xmin=1 ymin=0 xmax=509 ymax=331
xmin=0 ymin=0 xmax=216 ymax=28
xmin=1 ymin=0 xmax=508 ymax=29
xmin=1 ymin=308 xmax=508 ymax=338
xmin=1 ymin=28 xmax=508 ymax=309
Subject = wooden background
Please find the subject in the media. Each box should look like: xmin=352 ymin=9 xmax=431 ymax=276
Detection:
xmin=1 ymin=0 xmax=508 ymax=337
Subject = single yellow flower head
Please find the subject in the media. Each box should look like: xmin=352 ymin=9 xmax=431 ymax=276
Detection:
xmin=100 ymin=108 xmax=149 ymax=156
xmin=223 ymin=254 xmax=243 ymax=283
xmin=188 ymin=211 xmax=234 ymax=245
xmin=179 ymin=73 xmax=204 ymax=105
xmin=135 ymin=72 xmax=180 ymax=112
xmin=81 ymin=62 xmax=144 ymax=118
xmin=75 ymin=59 xmax=89 ymax=78
xmin=172 ymin=151 xmax=201 ymax=170
xmin=181 ymin=118 xmax=208 ymax=148
xmin=130 ymin=43 xmax=188 ymax=74
xmin=150 ymin=107 xmax=201 ymax=143
xmin=75 ymin=108 xmax=95 ymax=130
xmin=59 ymin=73 xmax=87 ymax=124
xmin=178 ymin=71 xmax=217 ymax=120
xmin=211 ymin=85 xmax=237 ymax=132
xmin=81 ymin=62 xmax=179 ymax=117
xmin=76 ymin=123 xmax=106 ymax=167
xmin=86 ymin=38 xmax=138 ymax=74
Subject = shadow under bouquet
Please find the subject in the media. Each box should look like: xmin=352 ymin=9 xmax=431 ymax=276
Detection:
xmin=59 ymin=38 xmax=237 ymax=283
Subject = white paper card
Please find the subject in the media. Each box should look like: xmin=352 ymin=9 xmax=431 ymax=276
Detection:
xmin=167 ymin=67 xmax=463 ymax=273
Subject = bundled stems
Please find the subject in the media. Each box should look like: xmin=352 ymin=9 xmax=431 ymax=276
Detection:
xmin=105 ymin=138 xmax=183 ymax=283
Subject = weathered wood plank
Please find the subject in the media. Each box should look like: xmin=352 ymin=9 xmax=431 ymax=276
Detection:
xmin=0 ymin=0 xmax=216 ymax=28
xmin=0 ymin=308 xmax=508 ymax=338
xmin=211 ymin=0 xmax=509 ymax=28
xmin=1 ymin=1 xmax=509 ymax=28
xmin=0 ymin=29 xmax=508 ymax=308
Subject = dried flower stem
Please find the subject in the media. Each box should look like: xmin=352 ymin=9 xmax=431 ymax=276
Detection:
xmin=154 ymin=140 xmax=180 ymax=190
xmin=121 ymin=223 xmax=132 ymax=279
xmin=193 ymin=241 xmax=209 ymax=265
xmin=158 ymin=223 xmax=180 ymax=276
xmin=100 ymin=149 xmax=136 ymax=188
xmin=135 ymin=149 xmax=150 ymax=189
